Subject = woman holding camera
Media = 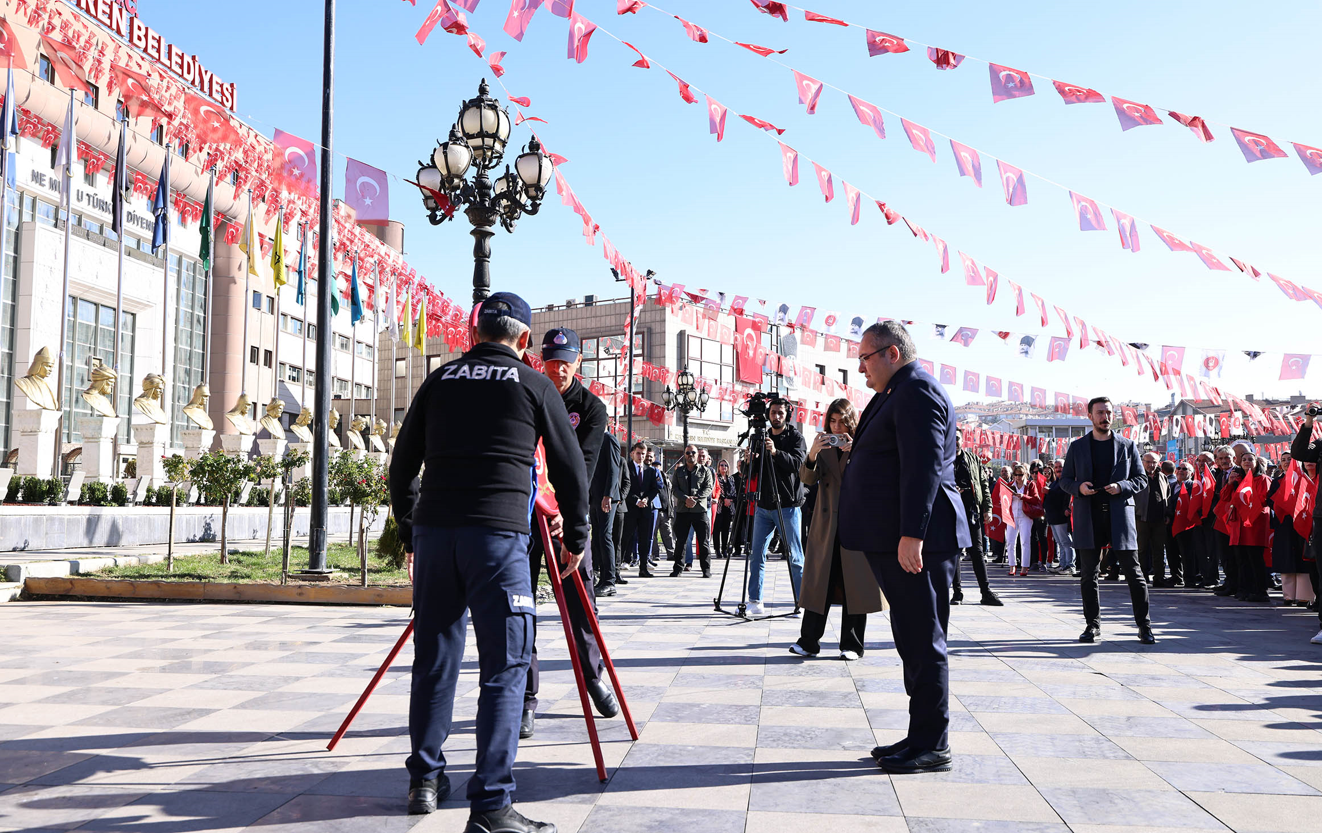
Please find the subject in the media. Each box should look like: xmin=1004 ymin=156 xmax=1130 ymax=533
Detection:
xmin=713 ymin=458 xmax=738 ymax=558
xmin=790 ymin=398 xmax=886 ymax=660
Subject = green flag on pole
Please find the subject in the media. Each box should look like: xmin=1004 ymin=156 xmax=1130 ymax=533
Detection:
xmin=198 ymin=175 xmax=213 ymax=271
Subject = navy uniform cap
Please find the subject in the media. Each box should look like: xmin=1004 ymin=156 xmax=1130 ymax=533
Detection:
xmin=478 ymin=291 xmax=533 ymax=328
xmin=541 ymin=327 xmax=581 ymax=363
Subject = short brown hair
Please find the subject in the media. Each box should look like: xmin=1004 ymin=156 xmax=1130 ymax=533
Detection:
xmin=824 ymin=398 xmax=857 ymax=435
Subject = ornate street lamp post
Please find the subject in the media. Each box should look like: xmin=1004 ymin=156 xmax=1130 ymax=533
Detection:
xmin=414 ymin=79 xmax=554 ymax=304
xmin=663 ymin=367 xmax=709 ymax=452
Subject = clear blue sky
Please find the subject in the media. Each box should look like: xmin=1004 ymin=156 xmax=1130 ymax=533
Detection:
xmin=146 ymin=0 xmax=1321 ymax=407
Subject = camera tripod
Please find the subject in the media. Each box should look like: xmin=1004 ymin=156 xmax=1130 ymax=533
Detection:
xmin=713 ymin=420 xmax=802 ymax=621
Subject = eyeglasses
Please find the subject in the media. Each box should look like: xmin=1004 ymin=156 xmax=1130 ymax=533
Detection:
xmin=858 ymin=347 xmax=885 ymax=363
xmin=684 ymin=451 xmax=696 ymax=456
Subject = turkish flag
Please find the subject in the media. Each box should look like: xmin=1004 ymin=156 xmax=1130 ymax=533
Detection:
xmin=346 ymin=157 xmax=389 ymax=222
xmin=1190 ymin=243 xmax=1230 ymax=272
xmin=40 ymin=36 xmax=92 ymax=94
xmin=963 ymin=371 xmax=980 ymax=393
xmin=902 ymin=119 xmax=937 ymax=162
xmin=1047 ymin=337 xmax=1070 ymax=362
xmin=1280 ymin=354 xmax=1310 ymax=381
xmin=939 ymin=364 xmax=957 ymax=385
xmin=950 ymin=141 xmax=982 ymax=187
xmin=675 ymin=16 xmax=709 ymax=42
xmin=487 ymin=50 xmax=507 ymax=76
xmin=184 ymin=94 xmax=242 ymax=147
xmin=985 ymin=268 xmax=999 ymax=305
xmin=621 ymin=41 xmax=650 ymax=68
xmin=805 ymin=10 xmax=847 ymax=24
xmin=1151 ymin=225 xmax=1194 ymax=252
xmin=876 ymin=201 xmax=900 ymax=224
xmin=1031 ymin=293 xmax=1048 ymax=327
xmin=567 ymin=11 xmax=596 ymax=62
xmin=843 ymin=182 xmax=861 ymax=224
xmin=0 ymin=17 xmax=27 ymax=70
xmin=848 ymin=95 xmax=886 ymax=140
xmin=1267 ymin=273 xmax=1305 ymax=301
xmin=986 ymin=377 xmax=1003 ymax=398
xmin=1293 ymin=143 xmax=1322 ymax=176
xmin=705 ymin=96 xmax=727 ymax=141
xmin=1231 ymin=128 xmax=1287 ymax=163
xmin=466 ymin=32 xmax=486 ymax=57
xmin=1054 ymin=393 xmax=1070 ymax=413
xmin=503 ymin=0 xmax=542 ymax=41
xmin=548 ymin=0 xmax=573 ymax=16
xmin=799 ymin=328 xmax=817 ymax=348
xmin=1113 ymin=209 xmax=1140 ymax=252
xmin=1112 ymin=97 xmax=1163 ymax=130
xmin=812 ymin=162 xmax=834 ymax=202
xmin=741 ymin=114 xmax=785 ymax=134
xmin=735 ymin=315 xmax=764 ymax=384
xmin=1009 ymin=382 xmax=1024 ymax=403
xmin=110 ymin=65 xmax=167 ymax=121
xmin=825 ymin=334 xmax=841 ymax=353
xmin=1007 ymin=281 xmax=1025 ymax=316
xmin=273 ymin=129 xmax=319 ymax=199
xmin=1053 ymin=80 xmax=1104 ymax=104
xmin=750 ymin=0 xmax=789 ymax=21
xmin=1168 ymin=111 xmax=1214 ymax=143
xmin=951 ymin=327 xmax=978 ymax=347
xmin=958 ymin=253 xmax=984 ymax=286
xmin=618 ymin=0 xmax=645 ymax=11
xmin=736 ymin=42 xmax=786 ymax=57
xmin=417 ymin=0 xmax=468 ymax=42
xmin=928 ymin=48 xmax=964 ymax=70
xmin=507 ymin=95 xmax=531 ymax=107
xmin=866 ymin=29 xmax=909 ymax=55
xmin=666 ymin=71 xmax=697 ymax=103
xmin=988 ymin=63 xmax=1034 ymax=103
xmin=777 ymin=142 xmax=799 ymax=186
xmin=793 ymin=70 xmax=824 ymax=114
xmin=997 ymin=160 xmax=1027 ymax=206
xmin=1054 ymin=307 xmax=1074 ymax=338
xmin=933 ymin=236 xmax=950 ymax=273
xmin=1122 ymin=406 xmax=1138 ymax=425
xmin=1071 ymin=192 xmax=1106 ymax=231
xmin=846 ymin=340 xmax=860 ymax=359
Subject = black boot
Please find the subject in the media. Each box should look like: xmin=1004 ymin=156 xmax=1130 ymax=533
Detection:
xmin=408 ymin=775 xmax=451 ymax=815
xmin=465 ymin=803 xmax=556 ymax=833
xmin=519 ymin=708 xmax=535 ymax=739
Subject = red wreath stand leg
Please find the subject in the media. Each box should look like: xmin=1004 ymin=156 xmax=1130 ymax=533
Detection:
xmin=326 ymin=507 xmax=638 ymax=782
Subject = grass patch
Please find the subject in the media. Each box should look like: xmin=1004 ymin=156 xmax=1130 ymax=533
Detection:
xmin=91 ymin=542 xmax=409 ymax=585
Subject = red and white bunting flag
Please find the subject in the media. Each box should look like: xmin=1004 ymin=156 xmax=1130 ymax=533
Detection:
xmin=1267 ymin=273 xmax=1306 ymax=301
xmin=736 ymin=42 xmax=786 ymax=56
xmin=566 ymin=11 xmax=596 ymax=62
xmin=844 ymin=182 xmax=861 ymax=224
xmin=1031 ymin=293 xmax=1048 ymax=327
xmin=988 ymin=63 xmax=1035 ymax=103
xmin=1074 ymin=317 xmax=1088 ymax=349
xmin=466 ymin=32 xmax=486 ymax=56
xmin=901 ymin=118 xmax=937 ymax=162
xmin=487 ymin=50 xmax=507 ymax=76
xmin=1007 ymin=280 xmax=1025 ymax=315
xmin=1190 ymin=242 xmax=1230 ymax=271
xmin=1152 ymin=225 xmax=1194 ymax=252
xmin=1168 ymin=112 xmax=1214 ymax=143
xmin=805 ymin=10 xmax=847 ymax=25
xmin=928 ymin=48 xmax=964 ymax=70
xmin=1047 ymin=337 xmax=1070 ymax=362
xmin=933 ymin=236 xmax=950 ymax=273
xmin=848 ymin=95 xmax=886 ymax=140
xmin=1053 ymin=80 xmax=1104 ymax=104
xmin=1112 ymin=97 xmax=1163 ymax=130
xmin=622 ymin=41 xmax=650 ymax=67
xmin=1070 ymin=192 xmax=1106 ymax=231
xmin=741 ymin=114 xmax=785 ymax=134
xmin=950 ymin=140 xmax=982 ymax=187
xmin=963 ymin=371 xmax=981 ymax=393
xmin=705 ymin=96 xmax=727 ymax=141
xmin=666 ymin=71 xmax=697 ymax=103
xmin=750 ymin=0 xmax=789 ymax=21
xmin=508 ymin=94 xmax=531 ymax=106
xmin=1113 ymin=209 xmax=1139 ymax=252
xmin=618 ymin=0 xmax=646 ymax=12
xmin=1231 ymin=127 xmax=1288 ymax=163
xmin=548 ymin=0 xmax=573 ymax=16
xmin=875 ymin=201 xmax=900 ymax=224
xmin=958 ymin=252 xmax=985 ymax=286
xmin=1280 ymin=354 xmax=1310 ymax=381
xmin=1293 ymin=142 xmax=1322 ymax=175
xmin=985 ymin=268 xmax=999 ymax=304
xmin=1054 ymin=306 xmax=1074 ymax=338
xmin=675 ymin=16 xmax=709 ymax=43
xmin=996 ymin=159 xmax=1027 ymax=206
xmin=812 ymin=162 xmax=834 ymax=202
xmin=779 ymin=143 xmax=799 ymax=185
xmin=865 ymin=29 xmax=909 ymax=55
xmin=503 ymin=0 xmax=539 ymax=41
xmin=793 ymin=70 xmax=824 ymax=114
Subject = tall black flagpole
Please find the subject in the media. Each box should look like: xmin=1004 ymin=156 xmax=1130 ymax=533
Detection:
xmin=307 ymin=0 xmax=335 ymax=575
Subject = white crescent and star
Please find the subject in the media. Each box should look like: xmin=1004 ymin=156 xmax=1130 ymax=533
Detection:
xmin=356 ymin=175 xmax=380 ymax=206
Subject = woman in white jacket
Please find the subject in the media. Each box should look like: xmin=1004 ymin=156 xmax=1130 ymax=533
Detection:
xmin=1008 ymin=464 xmax=1044 ymax=577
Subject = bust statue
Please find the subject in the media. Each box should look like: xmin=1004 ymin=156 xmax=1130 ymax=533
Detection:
xmin=387 ymin=420 xmax=400 ymax=452
xmin=328 ymin=408 xmax=341 ymax=448
xmin=347 ymin=415 xmax=368 ymax=451
xmin=289 ymin=407 xmax=313 ymax=443
xmin=225 ymin=393 xmax=257 ymax=435
xmin=182 ymin=384 xmax=213 ymax=430
xmin=369 ymin=418 xmax=387 ymax=452
xmin=259 ymin=399 xmax=285 ymax=439
xmin=133 ymin=373 xmax=169 ymax=424
xmin=16 ymin=347 xmax=59 ymax=411
xmin=80 ymin=364 xmax=117 ymax=418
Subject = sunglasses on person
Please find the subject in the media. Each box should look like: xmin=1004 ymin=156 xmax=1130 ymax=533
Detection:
xmin=684 ymin=451 xmax=696 ymax=456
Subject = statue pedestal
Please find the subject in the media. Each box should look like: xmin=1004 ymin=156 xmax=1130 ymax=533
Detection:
xmin=368 ymin=451 xmax=388 ymax=469
xmin=180 ymin=428 xmax=216 ymax=460
xmin=133 ymin=423 xmax=168 ymax=485
xmin=350 ymin=449 xmax=366 ymax=462
xmin=289 ymin=443 xmax=314 ymax=481
xmin=77 ymin=416 xmax=120 ymax=483
xmin=256 ymin=438 xmax=287 ymax=462
xmin=14 ymin=409 xmax=60 ymax=478
xmin=220 ymin=433 xmax=254 ymax=459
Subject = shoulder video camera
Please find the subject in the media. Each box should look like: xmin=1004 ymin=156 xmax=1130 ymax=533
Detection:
xmin=740 ymin=391 xmax=770 ymax=429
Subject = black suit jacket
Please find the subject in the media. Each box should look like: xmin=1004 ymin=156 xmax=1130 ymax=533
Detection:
xmin=591 ymin=434 xmax=622 ymax=504
xmin=1058 ymin=432 xmax=1147 ymax=550
xmin=625 ymin=458 xmax=658 ymax=506
xmin=838 ymin=361 xmax=970 ymax=554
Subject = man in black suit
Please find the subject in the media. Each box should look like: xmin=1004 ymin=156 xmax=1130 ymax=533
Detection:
xmin=839 ymin=321 xmax=968 ymax=775
xmin=592 ymin=433 xmax=624 ymax=596
xmin=1059 ymin=397 xmax=1154 ymax=645
xmin=621 ymin=442 xmax=658 ymax=577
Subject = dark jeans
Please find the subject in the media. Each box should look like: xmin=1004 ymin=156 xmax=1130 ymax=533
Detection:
xmin=1077 ymin=547 xmax=1151 ymax=629
xmin=953 ymin=496 xmax=992 ymax=596
xmin=1234 ymin=545 xmax=1268 ymax=596
xmin=1031 ymin=519 xmax=1048 ymax=568
xmin=714 ymin=509 xmax=733 ymax=556
xmin=1136 ymin=519 xmax=1168 ymax=582
xmin=866 ymin=549 xmax=956 ymax=753
xmin=526 ymin=533 xmax=601 ymax=712
xmin=1194 ymin=523 xmax=1219 ymax=585
xmin=797 ymin=541 xmax=867 ymax=655
xmin=671 ymin=512 xmax=712 ymax=572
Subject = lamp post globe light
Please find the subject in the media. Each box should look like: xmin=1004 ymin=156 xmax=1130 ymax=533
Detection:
xmin=415 ymin=79 xmax=555 ymax=304
xmin=663 ymin=367 xmax=709 ymax=451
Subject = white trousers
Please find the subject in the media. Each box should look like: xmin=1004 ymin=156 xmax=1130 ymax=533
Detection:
xmin=1010 ymin=508 xmax=1034 ymax=570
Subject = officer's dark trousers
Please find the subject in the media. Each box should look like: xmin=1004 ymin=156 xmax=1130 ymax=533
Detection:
xmin=408 ymin=526 xmax=532 ymax=811
xmin=1077 ymin=548 xmax=1151 ymax=629
xmin=952 ymin=495 xmax=992 ymax=596
xmin=1216 ymin=529 xmax=1236 ymax=592
xmin=1196 ymin=523 xmax=1220 ymax=586
xmin=592 ymin=501 xmax=617 ymax=586
xmin=1136 ymin=519 xmax=1167 ymax=583
xmin=621 ymin=506 xmax=654 ymax=566
xmin=865 ymin=549 xmax=956 ymax=753
xmin=525 ymin=533 xmax=601 ymax=712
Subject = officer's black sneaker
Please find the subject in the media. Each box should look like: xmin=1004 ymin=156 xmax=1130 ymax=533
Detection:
xmin=880 ymin=746 xmax=953 ymax=774
xmin=407 ymin=775 xmax=450 ymax=815
xmin=465 ymin=803 xmax=556 ymax=833
xmin=519 ymin=708 xmax=535 ymax=739
xmin=586 ymin=679 xmax=619 ymax=718
xmin=980 ymin=592 xmax=1004 ymax=606
xmin=1079 ymin=624 xmax=1101 ymax=643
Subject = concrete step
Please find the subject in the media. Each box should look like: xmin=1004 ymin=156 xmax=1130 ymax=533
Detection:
xmin=0 ymin=582 xmax=21 ymax=602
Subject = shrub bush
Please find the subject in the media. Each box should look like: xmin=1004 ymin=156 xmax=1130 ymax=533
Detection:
xmin=18 ymin=476 xmax=45 ymax=504
xmin=110 ymin=482 xmax=129 ymax=506
xmin=144 ymin=485 xmax=157 ymax=505
xmin=44 ymin=477 xmax=64 ymax=505
xmin=81 ymin=480 xmax=109 ymax=506
xmin=4 ymin=475 xmax=20 ymax=502
xmin=292 ymin=477 xmax=311 ymax=507
xmin=378 ymin=514 xmax=406 ymax=570
xmin=246 ymin=486 xmax=270 ymax=507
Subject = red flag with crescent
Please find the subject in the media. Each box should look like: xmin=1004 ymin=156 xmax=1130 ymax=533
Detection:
xmin=1008 ymin=382 xmax=1024 ymax=403
xmin=346 ymin=158 xmax=388 ymax=223
xmin=988 ymin=63 xmax=1034 ymax=103
xmin=866 ymin=30 xmax=909 ymax=55
xmin=1231 ymin=128 xmax=1287 ymax=163
xmin=1111 ymin=97 xmax=1163 ymax=130
xmin=735 ymin=315 xmax=764 ymax=384
xmin=1168 ymin=112 xmax=1214 ymax=143
xmin=848 ymin=95 xmax=886 ymax=140
xmin=778 ymin=143 xmax=798 ymax=185
xmin=1070 ymin=192 xmax=1106 ymax=231
xmin=40 ymin=36 xmax=92 ymax=94
xmin=0 ymin=18 xmax=27 ymax=70
xmin=902 ymin=119 xmax=937 ymax=162
xmin=1053 ymin=80 xmax=1104 ymax=104
xmin=110 ymin=65 xmax=167 ymax=120
xmin=1293 ymin=143 xmax=1322 ymax=176
xmin=567 ymin=11 xmax=596 ymax=62
xmin=812 ymin=162 xmax=834 ymax=202
xmin=793 ymin=70 xmax=824 ymax=114
xmin=997 ymin=160 xmax=1027 ymax=206
xmin=950 ymin=141 xmax=982 ymax=187
xmin=741 ymin=114 xmax=786 ymax=134
xmin=705 ymin=96 xmax=727 ymax=141
xmin=1113 ymin=209 xmax=1140 ymax=252
xmin=1152 ymin=225 xmax=1194 ymax=252
xmin=184 ymin=94 xmax=242 ymax=147
xmin=1280 ymin=354 xmax=1310 ymax=381
xmin=273 ymin=129 xmax=319 ymax=199
xmin=503 ymin=0 xmax=542 ymax=41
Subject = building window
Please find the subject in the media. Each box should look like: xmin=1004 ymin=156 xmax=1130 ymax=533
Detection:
xmin=333 ymin=377 xmax=349 ymax=398
xmin=394 ymin=358 xmax=406 ymax=378
xmin=250 ymin=346 xmax=259 ymax=365
xmin=84 ymin=83 xmax=99 ymax=109
xmin=839 ymin=369 xmax=848 ymax=386
xmin=579 ymin=333 xmax=647 ymax=397
xmin=265 ymin=296 xmax=275 ymax=314
xmin=306 ymin=323 xmax=317 ymax=340
xmin=35 ymin=199 xmax=57 ymax=228
xmin=62 ymin=297 xmax=136 ymax=445
xmin=356 ymin=340 xmax=374 ymax=360
xmin=354 ymin=383 xmax=372 ymax=399
xmin=170 ymin=255 xmax=208 ymax=445
xmin=252 ymin=290 xmax=262 ymax=310
xmin=285 ymin=364 xmax=301 ymax=383
xmin=38 ymin=55 xmax=55 ymax=85
xmin=151 ymin=124 xmax=164 ymax=144
xmin=263 ymin=349 xmax=273 ymax=368
xmin=427 ymin=355 xmax=443 ymax=374
xmin=335 ymin=334 xmax=350 ymax=352
xmin=305 ymin=369 xmax=316 ymax=388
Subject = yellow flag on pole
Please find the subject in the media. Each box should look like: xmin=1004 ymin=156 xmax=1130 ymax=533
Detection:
xmin=271 ymin=214 xmax=286 ymax=288
xmin=412 ymin=292 xmax=426 ymax=352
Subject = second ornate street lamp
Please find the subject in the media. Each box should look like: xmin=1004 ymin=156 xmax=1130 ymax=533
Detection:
xmin=663 ymin=366 xmax=709 ymax=452
xmin=414 ymin=79 xmax=554 ymax=304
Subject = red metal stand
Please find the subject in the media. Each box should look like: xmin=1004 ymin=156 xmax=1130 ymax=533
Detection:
xmin=326 ymin=619 xmax=415 ymax=752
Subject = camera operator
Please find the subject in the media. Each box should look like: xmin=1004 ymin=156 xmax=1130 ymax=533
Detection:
xmin=746 ymin=396 xmax=808 ymax=616
xmin=388 ymin=292 xmax=586 ymax=832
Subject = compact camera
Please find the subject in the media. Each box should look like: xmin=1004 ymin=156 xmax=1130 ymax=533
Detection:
xmin=1309 ymin=406 xmax=1322 ymax=417
xmin=822 ymin=433 xmax=850 ymax=448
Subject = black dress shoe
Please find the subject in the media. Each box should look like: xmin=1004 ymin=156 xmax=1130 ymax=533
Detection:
xmin=408 ymin=775 xmax=451 ymax=815
xmin=980 ymin=592 xmax=1004 ymax=606
xmin=465 ymin=803 xmax=556 ymax=833
xmin=615 ymin=576 xmax=629 ymax=585
xmin=1079 ymin=624 xmax=1101 ymax=643
xmin=949 ymin=591 xmax=963 ymax=605
xmin=595 ymin=583 xmax=616 ymax=597
xmin=1138 ymin=628 xmax=1157 ymax=645
xmin=880 ymin=746 xmax=953 ymax=774
xmin=586 ymin=678 xmax=619 ymax=718
xmin=702 ymin=569 xmax=712 ymax=578
xmin=669 ymin=568 xmax=683 ymax=577
xmin=1213 ymin=585 xmax=1233 ymax=596
xmin=870 ymin=738 xmax=909 ymax=762
xmin=519 ymin=708 xmax=535 ymax=739
xmin=1246 ymin=593 xmax=1271 ymax=603
xmin=639 ymin=568 xmax=655 ymax=578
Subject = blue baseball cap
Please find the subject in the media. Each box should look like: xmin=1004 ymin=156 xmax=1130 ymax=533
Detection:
xmin=541 ymin=327 xmax=581 ymax=363
xmin=478 ymin=291 xmax=532 ymax=328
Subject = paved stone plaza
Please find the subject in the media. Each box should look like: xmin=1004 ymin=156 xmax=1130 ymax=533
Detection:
xmin=1 ymin=564 xmax=1321 ymax=832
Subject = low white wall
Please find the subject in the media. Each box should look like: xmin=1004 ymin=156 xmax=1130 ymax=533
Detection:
xmin=0 ymin=505 xmax=387 ymax=552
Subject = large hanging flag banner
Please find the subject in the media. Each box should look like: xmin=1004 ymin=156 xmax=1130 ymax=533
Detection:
xmin=184 ymin=93 xmax=242 ymax=147
xmin=110 ymin=64 xmax=167 ymax=120
xmin=39 ymin=36 xmax=92 ymax=94
xmin=1280 ymin=354 xmax=1310 ymax=381
xmin=0 ymin=17 xmax=27 ymax=69
xmin=346 ymin=158 xmax=389 ymax=222
xmin=734 ymin=315 xmax=764 ymax=383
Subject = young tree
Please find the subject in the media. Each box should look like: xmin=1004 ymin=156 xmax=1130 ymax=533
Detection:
xmin=162 ymin=454 xmax=191 ymax=573
xmin=189 ymin=450 xmax=254 ymax=565
xmin=277 ymin=447 xmax=310 ymax=582
xmin=252 ymin=454 xmax=283 ymax=560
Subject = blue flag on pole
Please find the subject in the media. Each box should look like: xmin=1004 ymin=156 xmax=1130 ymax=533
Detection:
xmin=1 ymin=66 xmax=15 ymax=188
xmin=150 ymin=153 xmax=170 ymax=254
xmin=295 ymin=225 xmax=307 ymax=305
xmin=350 ymin=255 xmax=364 ymax=325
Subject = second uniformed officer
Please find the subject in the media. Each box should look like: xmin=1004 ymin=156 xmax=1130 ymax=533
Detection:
xmin=389 ymin=292 xmax=588 ymax=833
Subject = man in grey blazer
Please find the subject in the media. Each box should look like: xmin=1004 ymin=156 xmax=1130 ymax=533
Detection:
xmin=1058 ymin=397 xmax=1155 ymax=645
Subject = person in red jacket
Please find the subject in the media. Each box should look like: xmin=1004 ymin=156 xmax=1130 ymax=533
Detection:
xmin=1227 ymin=443 xmax=1272 ymax=603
